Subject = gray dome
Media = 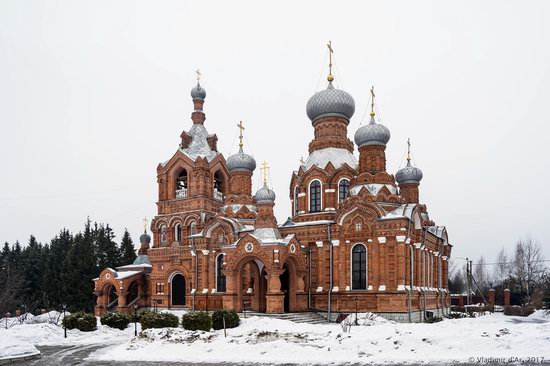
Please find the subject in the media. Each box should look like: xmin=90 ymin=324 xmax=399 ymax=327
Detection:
xmin=191 ymin=83 xmax=206 ymax=101
xmin=306 ymin=82 xmax=355 ymax=123
xmin=227 ymin=149 xmax=257 ymax=173
xmin=396 ymin=161 xmax=423 ymax=185
xmin=255 ymin=184 xmax=276 ymax=204
xmin=354 ymin=114 xmax=391 ymax=148
xmin=140 ymin=231 xmax=151 ymax=244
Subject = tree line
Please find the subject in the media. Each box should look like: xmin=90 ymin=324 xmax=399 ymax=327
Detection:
xmin=0 ymin=219 xmax=137 ymax=315
xmin=449 ymin=237 xmax=550 ymax=307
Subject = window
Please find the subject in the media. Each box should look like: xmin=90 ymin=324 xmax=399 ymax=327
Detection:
xmin=189 ymin=222 xmax=196 ymax=236
xmin=293 ymin=186 xmax=299 ymax=215
xmin=175 ymin=224 xmax=182 ymax=242
xmin=216 ymin=254 xmax=226 ymax=292
xmin=352 ymin=244 xmax=367 ymax=290
xmin=339 ymin=179 xmax=350 ymax=203
xmin=160 ymin=225 xmax=167 ymax=244
xmin=309 ymin=180 xmax=322 ymax=213
xmin=176 ymin=170 xmax=188 ymax=198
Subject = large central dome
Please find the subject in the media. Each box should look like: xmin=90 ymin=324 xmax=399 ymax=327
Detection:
xmin=306 ymin=81 xmax=355 ymax=123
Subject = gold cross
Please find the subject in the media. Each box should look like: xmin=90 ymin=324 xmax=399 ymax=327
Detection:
xmin=299 ymin=156 xmax=305 ymax=165
xmin=196 ymin=69 xmax=201 ymax=83
xmin=370 ymin=86 xmax=376 ymax=116
xmin=260 ymin=161 xmax=270 ymax=185
xmin=237 ymin=120 xmax=245 ymax=151
xmin=327 ymin=41 xmax=334 ymax=82
xmin=143 ymin=216 xmax=148 ymax=232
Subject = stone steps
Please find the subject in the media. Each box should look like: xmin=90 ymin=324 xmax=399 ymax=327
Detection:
xmin=239 ymin=311 xmax=328 ymax=324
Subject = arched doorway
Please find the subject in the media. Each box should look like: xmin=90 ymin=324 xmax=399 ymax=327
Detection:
xmin=237 ymin=258 xmax=267 ymax=313
xmin=106 ymin=284 xmax=118 ymax=311
xmin=280 ymin=264 xmax=290 ymax=313
xmin=171 ymin=274 xmax=186 ymax=306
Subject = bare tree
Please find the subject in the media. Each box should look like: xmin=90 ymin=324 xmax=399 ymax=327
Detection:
xmin=474 ymin=256 xmax=489 ymax=293
xmin=512 ymin=237 xmax=546 ymax=303
xmin=495 ymin=247 xmax=510 ymax=286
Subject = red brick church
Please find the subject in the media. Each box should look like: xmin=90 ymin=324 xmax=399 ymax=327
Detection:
xmin=94 ymin=55 xmax=452 ymax=322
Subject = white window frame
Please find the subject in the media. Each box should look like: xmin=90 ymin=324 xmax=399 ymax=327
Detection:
xmin=308 ymin=179 xmax=323 ymax=213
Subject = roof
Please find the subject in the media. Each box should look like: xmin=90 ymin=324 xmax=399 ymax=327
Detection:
xmin=280 ymin=219 xmax=334 ymax=227
xmin=427 ymin=226 xmax=447 ymax=239
xmin=349 ymin=183 xmax=397 ymax=196
xmin=380 ymin=203 xmax=417 ymax=220
xmin=304 ymin=147 xmax=357 ymax=171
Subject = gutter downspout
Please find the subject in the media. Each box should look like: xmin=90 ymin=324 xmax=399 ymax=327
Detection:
xmin=191 ymin=235 xmax=197 ymax=312
xmin=302 ymin=246 xmax=312 ymax=309
xmin=421 ymin=228 xmax=427 ymax=321
xmin=408 ymin=244 xmax=414 ymax=323
xmin=327 ymin=223 xmax=333 ymax=323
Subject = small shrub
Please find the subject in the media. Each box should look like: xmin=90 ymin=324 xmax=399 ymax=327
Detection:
xmin=181 ymin=311 xmax=212 ymax=331
xmin=504 ymin=305 xmax=535 ymax=317
xmin=212 ymin=310 xmax=240 ymax=330
xmin=100 ymin=312 xmax=130 ymax=330
xmin=62 ymin=312 xmax=97 ymax=332
xmin=140 ymin=311 xmax=179 ymax=330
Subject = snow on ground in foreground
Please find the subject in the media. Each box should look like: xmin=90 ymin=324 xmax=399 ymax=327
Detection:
xmin=0 ymin=336 xmax=39 ymax=360
xmin=90 ymin=312 xmax=550 ymax=365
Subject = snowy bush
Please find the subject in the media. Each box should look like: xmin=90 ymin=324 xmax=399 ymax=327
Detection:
xmin=62 ymin=312 xmax=97 ymax=332
xmin=343 ymin=312 xmax=391 ymax=326
xmin=100 ymin=312 xmax=131 ymax=330
xmin=212 ymin=310 xmax=240 ymax=330
xmin=503 ymin=305 xmax=535 ymax=317
xmin=181 ymin=311 xmax=212 ymax=331
xmin=140 ymin=311 xmax=179 ymax=330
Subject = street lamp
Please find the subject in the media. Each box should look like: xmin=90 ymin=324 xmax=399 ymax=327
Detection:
xmin=62 ymin=304 xmax=67 ymax=338
xmin=133 ymin=304 xmax=138 ymax=337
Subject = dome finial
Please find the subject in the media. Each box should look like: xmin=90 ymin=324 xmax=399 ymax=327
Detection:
xmin=327 ymin=41 xmax=334 ymax=82
xmin=406 ymin=137 xmax=412 ymax=166
xmin=237 ymin=120 xmax=245 ymax=152
xmin=195 ymin=68 xmax=202 ymax=85
xmin=370 ymin=86 xmax=376 ymax=117
xmin=143 ymin=216 xmax=148 ymax=233
xmin=260 ymin=160 xmax=270 ymax=186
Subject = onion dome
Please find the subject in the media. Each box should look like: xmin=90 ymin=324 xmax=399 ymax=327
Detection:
xmin=255 ymin=183 xmax=276 ymax=204
xmin=306 ymin=81 xmax=355 ymax=123
xmin=396 ymin=160 xmax=423 ymax=184
xmin=227 ymin=148 xmax=257 ymax=173
xmin=354 ymin=113 xmax=391 ymax=148
xmin=140 ymin=231 xmax=151 ymax=244
xmin=191 ymin=83 xmax=206 ymax=101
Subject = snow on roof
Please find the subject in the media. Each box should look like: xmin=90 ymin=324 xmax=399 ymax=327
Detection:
xmin=380 ymin=203 xmax=416 ymax=221
xmin=221 ymin=204 xmax=257 ymax=213
xmin=350 ymin=183 xmax=397 ymax=196
xmin=280 ymin=219 xmax=334 ymax=227
xmin=112 ymin=270 xmax=143 ymax=280
xmin=304 ymin=147 xmax=357 ymax=171
xmin=427 ymin=226 xmax=446 ymax=239
xmin=251 ymin=227 xmax=284 ymax=244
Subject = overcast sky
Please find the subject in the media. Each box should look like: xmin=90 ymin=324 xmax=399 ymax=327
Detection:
xmin=1 ymin=0 xmax=549 ymax=265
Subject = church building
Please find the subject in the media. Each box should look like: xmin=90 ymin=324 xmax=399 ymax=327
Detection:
xmin=94 ymin=50 xmax=452 ymax=322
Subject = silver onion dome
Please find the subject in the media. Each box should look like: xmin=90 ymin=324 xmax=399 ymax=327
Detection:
xmin=255 ymin=184 xmax=276 ymax=204
xmin=354 ymin=114 xmax=391 ymax=148
xmin=140 ymin=231 xmax=151 ymax=244
xmin=191 ymin=83 xmax=206 ymax=101
xmin=226 ymin=148 xmax=257 ymax=173
xmin=396 ymin=160 xmax=423 ymax=185
xmin=306 ymin=81 xmax=355 ymax=123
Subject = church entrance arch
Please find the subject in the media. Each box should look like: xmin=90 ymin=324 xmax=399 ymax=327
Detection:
xmin=280 ymin=263 xmax=290 ymax=313
xmin=236 ymin=257 xmax=268 ymax=313
xmin=106 ymin=284 xmax=118 ymax=311
xmin=171 ymin=273 xmax=186 ymax=306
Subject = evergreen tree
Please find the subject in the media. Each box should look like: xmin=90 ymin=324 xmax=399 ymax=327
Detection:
xmin=20 ymin=235 xmax=44 ymax=308
xmin=119 ymin=229 xmax=137 ymax=265
xmin=95 ymin=223 xmax=121 ymax=270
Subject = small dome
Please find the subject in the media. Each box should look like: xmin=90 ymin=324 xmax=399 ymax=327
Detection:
xmin=191 ymin=83 xmax=206 ymax=101
xmin=140 ymin=231 xmax=151 ymax=244
xmin=226 ymin=149 xmax=257 ymax=173
xmin=396 ymin=161 xmax=423 ymax=185
xmin=255 ymin=184 xmax=276 ymax=204
xmin=354 ymin=114 xmax=391 ymax=148
xmin=306 ymin=82 xmax=355 ymax=123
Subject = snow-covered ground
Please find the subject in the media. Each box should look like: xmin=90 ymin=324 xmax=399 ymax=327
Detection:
xmin=1 ymin=310 xmax=549 ymax=364
xmin=0 ymin=311 xmax=138 ymax=360
xmin=87 ymin=310 xmax=550 ymax=364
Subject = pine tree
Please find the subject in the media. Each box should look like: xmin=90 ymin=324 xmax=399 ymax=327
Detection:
xmin=119 ymin=229 xmax=137 ymax=265
xmin=20 ymin=235 xmax=44 ymax=309
xmin=95 ymin=223 xmax=121 ymax=270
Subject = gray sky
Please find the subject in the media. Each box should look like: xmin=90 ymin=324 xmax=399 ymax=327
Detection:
xmin=1 ymin=0 xmax=549 ymax=264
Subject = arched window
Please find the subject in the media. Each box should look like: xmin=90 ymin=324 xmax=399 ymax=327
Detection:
xmin=351 ymin=244 xmax=367 ymax=290
xmin=213 ymin=171 xmax=224 ymax=200
xmin=293 ymin=186 xmax=299 ymax=215
xmin=175 ymin=224 xmax=182 ymax=242
xmin=216 ymin=254 xmax=226 ymax=292
xmin=189 ymin=222 xmax=196 ymax=236
xmin=160 ymin=225 xmax=167 ymax=245
xmin=338 ymin=179 xmax=350 ymax=203
xmin=176 ymin=169 xmax=188 ymax=198
xmin=309 ymin=180 xmax=322 ymax=213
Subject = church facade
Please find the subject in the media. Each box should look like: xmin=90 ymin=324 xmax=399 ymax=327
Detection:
xmin=94 ymin=64 xmax=452 ymax=322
